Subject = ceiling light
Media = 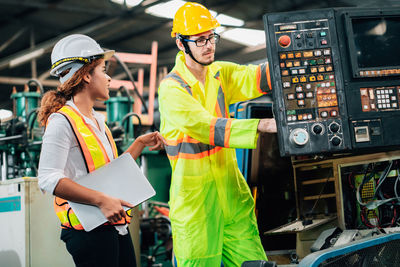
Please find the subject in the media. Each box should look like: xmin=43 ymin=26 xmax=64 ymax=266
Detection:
xmin=111 ymin=0 xmax=143 ymax=8
xmin=216 ymin=14 xmax=244 ymax=27
xmin=145 ymin=0 xmax=186 ymax=18
xmin=215 ymin=26 xmax=227 ymax=34
xmin=221 ymin=28 xmax=265 ymax=47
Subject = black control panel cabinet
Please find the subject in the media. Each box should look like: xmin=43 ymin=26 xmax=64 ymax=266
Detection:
xmin=263 ymin=8 xmax=400 ymax=156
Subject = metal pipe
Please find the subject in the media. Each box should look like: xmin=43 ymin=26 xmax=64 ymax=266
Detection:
xmin=1 ymin=151 xmax=7 ymax=181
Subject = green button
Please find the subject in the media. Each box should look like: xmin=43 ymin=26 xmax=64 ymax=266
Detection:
xmin=287 ymin=110 xmax=296 ymax=115
xmin=317 ymin=59 xmax=324 ymax=64
xmin=310 ymin=60 xmax=316 ymax=65
xmin=330 ymin=82 xmax=335 ymax=86
xmin=320 ymin=31 xmax=327 ymax=37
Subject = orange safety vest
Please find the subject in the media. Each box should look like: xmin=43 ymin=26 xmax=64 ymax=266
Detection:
xmin=53 ymin=105 xmax=131 ymax=230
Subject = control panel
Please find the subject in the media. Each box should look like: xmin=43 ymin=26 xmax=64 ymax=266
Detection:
xmin=264 ymin=10 xmax=351 ymax=156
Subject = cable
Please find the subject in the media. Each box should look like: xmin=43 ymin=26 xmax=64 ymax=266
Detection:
xmin=26 ymin=108 xmax=39 ymax=139
xmin=394 ymin=168 xmax=400 ymax=199
xmin=374 ymin=161 xmax=393 ymax=199
xmin=121 ymin=112 xmax=142 ymax=139
xmin=27 ymin=79 xmax=44 ymax=95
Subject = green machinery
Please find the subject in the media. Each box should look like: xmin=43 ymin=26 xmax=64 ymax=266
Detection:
xmin=0 ymin=79 xmax=43 ymax=180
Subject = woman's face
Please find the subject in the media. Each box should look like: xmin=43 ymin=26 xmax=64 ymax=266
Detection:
xmin=87 ymin=59 xmax=111 ymax=101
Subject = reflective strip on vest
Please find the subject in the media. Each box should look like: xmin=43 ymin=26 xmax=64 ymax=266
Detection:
xmin=256 ymin=63 xmax=271 ymax=94
xmin=164 ymin=71 xmax=193 ymax=95
xmin=53 ymin=105 xmax=130 ymax=230
xmin=214 ymin=71 xmax=228 ymax=118
xmin=209 ymin=117 xmax=233 ymax=147
xmin=165 ymin=136 xmax=222 ymax=160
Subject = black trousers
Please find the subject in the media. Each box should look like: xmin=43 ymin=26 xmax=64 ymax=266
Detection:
xmin=61 ymin=225 xmax=137 ymax=267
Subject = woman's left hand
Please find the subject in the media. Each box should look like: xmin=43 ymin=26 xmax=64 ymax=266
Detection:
xmin=136 ymin=131 xmax=167 ymax=151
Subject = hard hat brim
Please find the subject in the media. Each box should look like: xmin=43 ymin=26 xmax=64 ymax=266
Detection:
xmin=102 ymin=50 xmax=115 ymax=61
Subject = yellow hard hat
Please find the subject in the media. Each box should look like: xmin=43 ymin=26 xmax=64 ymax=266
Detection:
xmin=171 ymin=2 xmax=220 ymax=38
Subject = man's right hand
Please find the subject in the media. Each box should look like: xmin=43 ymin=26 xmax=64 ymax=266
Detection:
xmin=257 ymin=118 xmax=277 ymax=133
xmin=97 ymin=193 xmax=134 ymax=223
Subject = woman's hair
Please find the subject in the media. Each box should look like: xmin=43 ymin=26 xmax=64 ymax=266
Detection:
xmin=38 ymin=59 xmax=102 ymax=126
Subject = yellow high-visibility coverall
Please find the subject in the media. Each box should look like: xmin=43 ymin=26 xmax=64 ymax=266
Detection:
xmin=158 ymin=51 xmax=271 ymax=267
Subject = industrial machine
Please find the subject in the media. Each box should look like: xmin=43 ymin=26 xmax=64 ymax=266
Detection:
xmin=0 ymin=79 xmax=43 ymax=180
xmin=263 ymin=7 xmax=400 ymax=156
xmin=105 ymin=85 xmax=139 ymax=153
xmin=260 ymin=7 xmax=400 ymax=265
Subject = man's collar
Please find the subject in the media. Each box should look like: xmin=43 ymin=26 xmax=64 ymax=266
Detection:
xmin=174 ymin=51 xmax=221 ymax=86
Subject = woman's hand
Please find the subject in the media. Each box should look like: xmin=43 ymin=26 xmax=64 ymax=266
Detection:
xmin=96 ymin=193 xmax=134 ymax=223
xmin=136 ymin=131 xmax=167 ymax=151
xmin=125 ymin=131 xmax=167 ymax=159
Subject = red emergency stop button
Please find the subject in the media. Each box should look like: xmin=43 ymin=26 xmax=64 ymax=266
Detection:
xmin=278 ymin=35 xmax=291 ymax=48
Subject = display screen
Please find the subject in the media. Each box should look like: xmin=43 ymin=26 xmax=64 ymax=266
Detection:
xmin=352 ymin=17 xmax=400 ymax=68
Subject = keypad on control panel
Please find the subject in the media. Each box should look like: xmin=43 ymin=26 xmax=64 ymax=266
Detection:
xmin=279 ymin=48 xmax=339 ymax=122
xmin=360 ymin=86 xmax=400 ymax=112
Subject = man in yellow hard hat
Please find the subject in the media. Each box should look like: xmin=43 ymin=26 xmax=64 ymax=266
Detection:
xmin=158 ymin=2 xmax=276 ymax=266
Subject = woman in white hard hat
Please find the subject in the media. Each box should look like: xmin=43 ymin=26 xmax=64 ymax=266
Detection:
xmin=37 ymin=34 xmax=165 ymax=267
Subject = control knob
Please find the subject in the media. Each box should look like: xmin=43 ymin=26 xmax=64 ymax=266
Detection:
xmin=330 ymin=136 xmax=342 ymax=146
xmin=289 ymin=128 xmax=309 ymax=146
xmin=329 ymin=122 xmax=340 ymax=133
xmin=311 ymin=123 xmax=325 ymax=135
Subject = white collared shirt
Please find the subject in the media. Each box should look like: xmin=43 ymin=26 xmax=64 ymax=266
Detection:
xmin=38 ymin=99 xmax=114 ymax=194
xmin=37 ymin=100 xmax=128 ymax=234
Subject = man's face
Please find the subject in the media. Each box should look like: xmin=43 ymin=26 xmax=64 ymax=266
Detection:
xmin=186 ymin=30 xmax=216 ymax=65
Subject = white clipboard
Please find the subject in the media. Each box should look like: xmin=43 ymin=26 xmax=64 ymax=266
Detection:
xmin=68 ymin=153 xmax=156 ymax=231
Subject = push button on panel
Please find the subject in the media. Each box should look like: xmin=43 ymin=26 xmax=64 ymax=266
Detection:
xmin=320 ymin=111 xmax=328 ymax=118
xmin=278 ymin=35 xmax=291 ymax=48
xmin=303 ymin=51 xmax=313 ymax=57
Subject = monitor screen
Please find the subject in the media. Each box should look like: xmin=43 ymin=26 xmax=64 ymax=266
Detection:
xmin=352 ymin=17 xmax=400 ymax=69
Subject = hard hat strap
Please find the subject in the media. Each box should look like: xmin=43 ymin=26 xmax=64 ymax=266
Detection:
xmin=178 ymin=34 xmax=209 ymax=67
xmin=58 ymin=62 xmax=85 ymax=84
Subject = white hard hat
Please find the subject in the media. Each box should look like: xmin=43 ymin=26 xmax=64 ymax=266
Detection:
xmin=50 ymin=34 xmax=114 ymax=78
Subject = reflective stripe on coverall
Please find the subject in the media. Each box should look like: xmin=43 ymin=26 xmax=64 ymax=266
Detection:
xmin=53 ymin=105 xmax=131 ymax=230
xmin=158 ymin=51 xmax=271 ymax=266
